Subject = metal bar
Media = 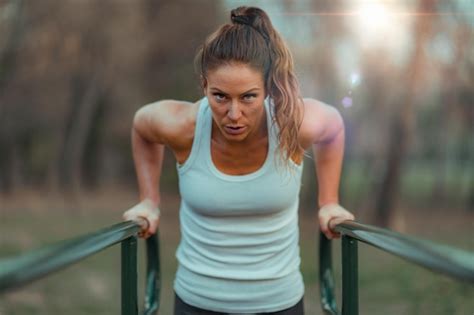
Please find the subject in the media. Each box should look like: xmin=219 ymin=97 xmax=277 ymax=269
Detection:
xmin=0 ymin=218 xmax=160 ymax=314
xmin=319 ymin=232 xmax=340 ymax=315
xmin=318 ymin=219 xmax=474 ymax=315
xmin=342 ymin=236 xmax=358 ymax=315
xmin=334 ymin=221 xmax=474 ymax=283
xmin=122 ymin=235 xmax=138 ymax=315
xmin=143 ymin=230 xmax=161 ymax=315
xmin=0 ymin=220 xmax=142 ymax=293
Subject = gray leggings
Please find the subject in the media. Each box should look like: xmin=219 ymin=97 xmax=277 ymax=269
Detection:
xmin=174 ymin=292 xmax=304 ymax=315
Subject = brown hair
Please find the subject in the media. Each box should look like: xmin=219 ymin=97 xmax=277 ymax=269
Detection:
xmin=195 ymin=6 xmax=304 ymax=167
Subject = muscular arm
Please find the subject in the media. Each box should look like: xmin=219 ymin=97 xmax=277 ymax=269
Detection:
xmin=132 ymin=102 xmax=171 ymax=207
xmin=132 ymin=100 xmax=194 ymax=204
xmin=312 ymin=106 xmax=344 ymax=208
xmin=301 ymin=98 xmax=354 ymax=239
xmin=131 ymin=126 xmax=164 ymax=208
xmin=124 ymin=100 xmax=194 ymax=237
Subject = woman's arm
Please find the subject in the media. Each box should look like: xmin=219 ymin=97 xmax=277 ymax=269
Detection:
xmin=313 ymin=114 xmax=344 ymax=208
xmin=302 ymin=98 xmax=355 ymax=239
xmin=132 ymin=120 xmax=164 ymax=208
xmin=123 ymin=101 xmax=186 ymax=238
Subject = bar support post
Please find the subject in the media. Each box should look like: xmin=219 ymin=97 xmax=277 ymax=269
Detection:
xmin=122 ymin=236 xmax=138 ymax=315
xmin=342 ymin=235 xmax=358 ymax=315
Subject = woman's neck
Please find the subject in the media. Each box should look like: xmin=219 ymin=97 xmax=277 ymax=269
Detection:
xmin=212 ymin=111 xmax=267 ymax=150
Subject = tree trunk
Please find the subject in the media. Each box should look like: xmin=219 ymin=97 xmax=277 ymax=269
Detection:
xmin=0 ymin=0 xmax=24 ymax=194
xmin=374 ymin=0 xmax=434 ymax=228
xmin=59 ymin=73 xmax=102 ymax=197
xmin=374 ymin=112 xmax=410 ymax=228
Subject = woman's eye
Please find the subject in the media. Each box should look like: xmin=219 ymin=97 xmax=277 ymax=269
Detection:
xmin=243 ymin=94 xmax=257 ymax=101
xmin=213 ymin=93 xmax=227 ymax=102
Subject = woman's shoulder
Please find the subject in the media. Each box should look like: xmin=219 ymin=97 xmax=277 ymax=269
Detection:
xmin=298 ymin=98 xmax=344 ymax=149
xmin=140 ymin=98 xmax=200 ymax=117
xmin=133 ymin=98 xmax=202 ymax=147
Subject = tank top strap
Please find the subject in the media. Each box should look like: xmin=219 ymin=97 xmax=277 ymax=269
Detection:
xmin=265 ymin=97 xmax=278 ymax=156
xmin=200 ymin=97 xmax=213 ymax=159
xmin=176 ymin=97 xmax=209 ymax=173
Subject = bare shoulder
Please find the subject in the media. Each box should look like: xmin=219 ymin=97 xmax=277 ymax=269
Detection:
xmin=133 ymin=99 xmax=201 ymax=147
xmin=299 ymin=98 xmax=344 ymax=149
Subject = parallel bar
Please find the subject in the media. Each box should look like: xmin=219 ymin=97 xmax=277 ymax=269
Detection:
xmin=334 ymin=221 xmax=474 ymax=283
xmin=0 ymin=221 xmax=141 ymax=293
xmin=143 ymin=231 xmax=161 ymax=315
xmin=319 ymin=232 xmax=340 ymax=315
xmin=342 ymin=236 xmax=358 ymax=315
xmin=0 ymin=219 xmax=161 ymax=314
xmin=122 ymin=236 xmax=138 ymax=315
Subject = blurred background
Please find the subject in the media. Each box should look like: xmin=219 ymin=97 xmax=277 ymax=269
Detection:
xmin=0 ymin=0 xmax=473 ymax=314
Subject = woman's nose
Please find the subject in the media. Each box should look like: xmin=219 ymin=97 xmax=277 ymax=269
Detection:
xmin=227 ymin=101 xmax=242 ymax=121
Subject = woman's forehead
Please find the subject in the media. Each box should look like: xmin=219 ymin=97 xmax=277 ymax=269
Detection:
xmin=206 ymin=63 xmax=264 ymax=92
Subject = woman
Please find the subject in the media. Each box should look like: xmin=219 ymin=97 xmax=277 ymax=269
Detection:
xmin=123 ymin=6 xmax=354 ymax=315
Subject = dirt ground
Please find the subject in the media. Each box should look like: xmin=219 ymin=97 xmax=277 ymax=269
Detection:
xmin=1 ymin=188 xmax=473 ymax=315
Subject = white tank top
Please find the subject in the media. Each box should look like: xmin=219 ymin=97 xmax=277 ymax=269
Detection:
xmin=174 ymin=97 xmax=304 ymax=313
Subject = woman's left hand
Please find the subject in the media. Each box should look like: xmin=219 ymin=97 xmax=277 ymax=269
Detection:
xmin=318 ymin=203 xmax=355 ymax=240
xmin=122 ymin=199 xmax=161 ymax=239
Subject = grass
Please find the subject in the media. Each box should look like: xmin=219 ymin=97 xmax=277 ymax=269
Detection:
xmin=1 ymin=188 xmax=473 ymax=315
xmin=341 ymin=159 xmax=472 ymax=209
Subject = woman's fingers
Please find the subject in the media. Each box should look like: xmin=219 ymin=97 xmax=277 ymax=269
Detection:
xmin=318 ymin=203 xmax=355 ymax=240
xmin=318 ymin=214 xmax=333 ymax=239
xmin=328 ymin=216 xmax=348 ymax=230
xmin=122 ymin=199 xmax=161 ymax=239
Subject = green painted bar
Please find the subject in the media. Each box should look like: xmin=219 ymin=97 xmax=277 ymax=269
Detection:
xmin=0 ymin=221 xmax=141 ymax=293
xmin=342 ymin=236 xmax=358 ymax=315
xmin=143 ymin=231 xmax=161 ymax=315
xmin=319 ymin=232 xmax=340 ymax=315
xmin=122 ymin=236 xmax=138 ymax=315
xmin=319 ymin=220 xmax=474 ymax=314
xmin=0 ymin=219 xmax=160 ymax=314
xmin=334 ymin=221 xmax=474 ymax=283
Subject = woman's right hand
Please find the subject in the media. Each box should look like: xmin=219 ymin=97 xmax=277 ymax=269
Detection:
xmin=122 ymin=198 xmax=161 ymax=239
xmin=318 ymin=203 xmax=354 ymax=240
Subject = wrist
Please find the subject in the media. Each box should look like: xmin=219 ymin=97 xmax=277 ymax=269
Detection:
xmin=140 ymin=195 xmax=160 ymax=208
xmin=141 ymin=198 xmax=160 ymax=210
xmin=318 ymin=200 xmax=339 ymax=209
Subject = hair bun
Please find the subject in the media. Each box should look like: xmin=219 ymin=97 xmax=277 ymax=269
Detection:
xmin=230 ymin=7 xmax=259 ymax=27
xmin=230 ymin=6 xmax=272 ymax=40
xmin=231 ymin=13 xmax=253 ymax=26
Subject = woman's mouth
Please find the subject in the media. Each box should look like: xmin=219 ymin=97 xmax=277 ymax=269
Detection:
xmin=224 ymin=125 xmax=247 ymax=135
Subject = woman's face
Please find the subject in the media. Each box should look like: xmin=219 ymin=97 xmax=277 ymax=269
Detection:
xmin=204 ymin=62 xmax=267 ymax=143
